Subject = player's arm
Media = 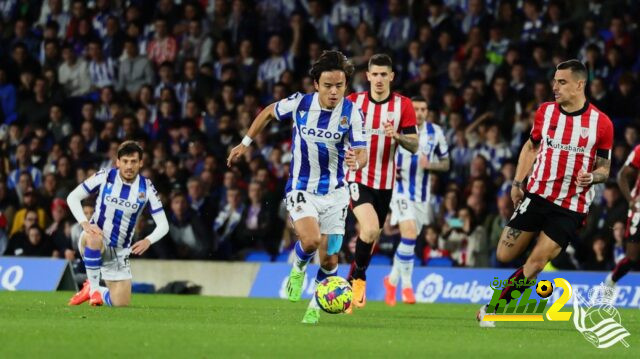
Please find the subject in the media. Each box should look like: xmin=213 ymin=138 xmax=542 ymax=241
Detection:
xmin=511 ymin=138 xmax=540 ymax=205
xmin=394 ymin=131 xmax=418 ymax=153
xmin=422 ymin=129 xmax=450 ymax=172
xmin=226 ymin=102 xmax=277 ymax=166
xmin=388 ymin=99 xmax=419 ymax=153
xmin=423 ymin=157 xmax=450 ymax=172
xmin=576 ymin=117 xmax=613 ymax=187
xmin=67 ymin=176 xmax=103 ymax=237
xmin=131 ymin=183 xmax=169 ymax=255
xmin=617 ymin=164 xmax=637 ymax=204
xmin=346 ymin=148 xmax=368 ymax=171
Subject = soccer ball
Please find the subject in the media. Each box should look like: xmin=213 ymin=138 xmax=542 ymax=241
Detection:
xmin=536 ymin=280 xmax=553 ymax=298
xmin=315 ymin=276 xmax=352 ymax=314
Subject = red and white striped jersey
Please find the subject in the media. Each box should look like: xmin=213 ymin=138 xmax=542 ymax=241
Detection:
xmin=527 ymin=101 xmax=613 ymax=214
xmin=624 ymin=145 xmax=640 ymax=199
xmin=346 ymin=91 xmax=417 ymax=189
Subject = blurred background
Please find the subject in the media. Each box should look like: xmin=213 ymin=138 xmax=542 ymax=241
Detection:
xmin=0 ymin=0 xmax=638 ymax=276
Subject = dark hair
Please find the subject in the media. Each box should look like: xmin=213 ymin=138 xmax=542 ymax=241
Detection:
xmin=117 ymin=140 xmax=143 ymax=159
xmin=368 ymin=53 xmax=393 ymax=69
xmin=411 ymin=96 xmax=427 ymax=103
xmin=556 ymin=59 xmax=587 ymax=80
xmin=308 ymin=50 xmax=354 ymax=83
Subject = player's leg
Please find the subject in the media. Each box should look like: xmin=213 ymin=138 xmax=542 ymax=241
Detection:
xmin=302 ymin=234 xmax=338 ymax=324
xmin=104 ymin=280 xmax=131 ymax=307
xmin=285 ymin=190 xmax=322 ymax=302
xmin=386 ymin=196 xmax=418 ymax=305
xmin=69 ymin=231 xmax=108 ymax=306
xmin=607 ymin=241 xmax=640 ymax=286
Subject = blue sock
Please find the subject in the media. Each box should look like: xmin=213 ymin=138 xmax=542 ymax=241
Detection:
xmin=83 ymin=247 xmax=102 ymax=292
xmin=315 ymin=265 xmax=338 ymax=285
xmin=394 ymin=237 xmax=416 ymax=289
xmin=293 ymin=241 xmax=316 ymax=272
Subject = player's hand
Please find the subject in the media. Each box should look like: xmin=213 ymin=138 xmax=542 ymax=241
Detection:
xmin=81 ymin=222 xmax=102 ymax=238
xmin=574 ymin=170 xmax=594 ymax=187
xmin=510 ymin=185 xmax=524 ymax=207
xmin=131 ymin=239 xmax=152 ymax=255
xmin=345 ymin=148 xmax=358 ymax=171
xmin=226 ymin=144 xmax=248 ymax=167
xmin=420 ymin=155 xmax=430 ymax=169
xmin=383 ymin=121 xmax=398 ymax=139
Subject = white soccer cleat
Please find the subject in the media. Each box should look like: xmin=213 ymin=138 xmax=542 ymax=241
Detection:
xmin=476 ymin=304 xmax=495 ymax=328
xmin=604 ymin=273 xmax=616 ymax=288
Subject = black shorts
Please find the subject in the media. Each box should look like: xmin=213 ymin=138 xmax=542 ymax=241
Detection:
xmin=507 ymin=192 xmax=586 ymax=249
xmin=348 ymin=182 xmax=392 ymax=228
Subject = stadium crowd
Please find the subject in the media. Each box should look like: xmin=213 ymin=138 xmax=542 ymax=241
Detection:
xmin=0 ymin=0 xmax=639 ymax=271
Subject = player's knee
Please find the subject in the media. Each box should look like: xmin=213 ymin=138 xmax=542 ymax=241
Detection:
xmin=85 ymin=234 xmax=103 ymax=250
xmin=299 ymin=234 xmax=322 ymax=250
xmin=360 ymin=227 xmax=379 ymax=243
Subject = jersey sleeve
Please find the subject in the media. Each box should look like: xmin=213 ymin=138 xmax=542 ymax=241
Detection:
xmin=400 ymin=97 xmax=417 ymax=134
xmin=434 ymin=127 xmax=449 ymax=159
xmin=596 ymin=115 xmax=614 ymax=159
xmin=147 ymin=181 xmax=164 ymax=214
xmin=530 ymin=104 xmax=546 ymax=144
xmin=625 ymin=145 xmax=640 ymax=169
xmin=349 ymin=106 xmax=367 ymax=149
xmin=273 ymin=92 xmax=303 ymax=122
xmin=81 ymin=169 xmax=107 ymax=194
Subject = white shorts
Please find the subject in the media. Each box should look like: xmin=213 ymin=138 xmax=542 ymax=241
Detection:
xmin=285 ymin=187 xmax=349 ymax=234
xmin=390 ymin=194 xmax=432 ymax=232
xmin=79 ymin=232 xmax=132 ymax=281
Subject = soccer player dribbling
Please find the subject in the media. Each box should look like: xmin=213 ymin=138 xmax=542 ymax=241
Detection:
xmin=227 ymin=50 xmax=367 ymax=324
xmin=477 ymin=60 xmax=614 ymax=327
xmin=604 ymin=145 xmax=640 ymax=287
xmin=68 ymin=141 xmax=169 ymax=307
xmin=345 ymin=54 xmax=419 ymax=310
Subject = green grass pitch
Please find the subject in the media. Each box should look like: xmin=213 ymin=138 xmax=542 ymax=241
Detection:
xmin=1 ymin=291 xmax=638 ymax=358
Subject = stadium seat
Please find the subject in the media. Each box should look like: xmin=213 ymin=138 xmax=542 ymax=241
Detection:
xmin=369 ymin=254 xmax=391 ymax=265
xmin=244 ymin=251 xmax=272 ymax=262
xmin=426 ymin=257 xmax=454 ymax=267
xmin=274 ymin=251 xmax=291 ymax=262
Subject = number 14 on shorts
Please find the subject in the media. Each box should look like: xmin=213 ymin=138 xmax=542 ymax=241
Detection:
xmin=511 ymin=197 xmax=531 ymax=220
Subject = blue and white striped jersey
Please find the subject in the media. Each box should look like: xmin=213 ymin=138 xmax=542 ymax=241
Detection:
xmin=81 ymin=168 xmax=164 ymax=248
xmin=275 ymin=92 xmax=366 ymax=196
xmin=394 ymin=122 xmax=449 ymax=203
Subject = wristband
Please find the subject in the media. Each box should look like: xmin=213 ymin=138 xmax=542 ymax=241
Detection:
xmin=241 ymin=135 xmax=253 ymax=147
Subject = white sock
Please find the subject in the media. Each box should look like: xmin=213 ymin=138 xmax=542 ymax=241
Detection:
xmin=292 ymin=241 xmax=315 ymax=273
xmin=97 ymin=286 xmax=112 ymax=306
xmin=83 ymin=247 xmax=102 ymax=292
xmin=388 ymin=260 xmax=400 ymax=286
xmin=395 ymin=237 xmax=416 ymax=289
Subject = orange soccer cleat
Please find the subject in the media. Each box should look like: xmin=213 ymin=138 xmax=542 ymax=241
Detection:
xmin=352 ymin=279 xmax=367 ymax=308
xmin=383 ymin=276 xmax=397 ymax=307
xmin=68 ymin=280 xmax=91 ymax=306
xmin=402 ymin=288 xmax=416 ymax=304
xmin=89 ymin=290 xmax=104 ymax=306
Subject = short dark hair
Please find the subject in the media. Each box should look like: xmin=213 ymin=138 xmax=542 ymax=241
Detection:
xmin=117 ymin=140 xmax=143 ymax=159
xmin=308 ymin=50 xmax=354 ymax=83
xmin=411 ymin=96 xmax=427 ymax=103
xmin=556 ymin=59 xmax=587 ymax=80
xmin=368 ymin=53 xmax=393 ymax=69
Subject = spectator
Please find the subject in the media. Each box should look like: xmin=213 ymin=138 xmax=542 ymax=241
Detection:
xmin=378 ymin=0 xmax=413 ymax=53
xmin=422 ymin=225 xmax=451 ymax=265
xmin=330 ymin=0 xmax=373 ymax=29
xmin=440 ymin=206 xmax=488 ymax=267
xmin=117 ymin=37 xmax=155 ymax=99
xmin=58 ymin=42 xmax=91 ymax=97
xmin=6 ymin=224 xmax=56 ymax=257
xmin=147 ymin=17 xmax=177 ymax=67
xmin=0 ymin=67 xmax=18 ymax=124
xmin=18 ymin=76 xmax=51 ymax=128
xmin=8 ymin=143 xmax=43 ymax=190
xmin=235 ymin=181 xmax=281 ymax=256
xmin=583 ymin=236 xmax=614 ymax=271
xmin=166 ymin=191 xmax=212 ymax=260
xmin=257 ymin=31 xmax=300 ymax=93
xmin=213 ymin=187 xmax=245 ymax=259
xmin=186 ymin=176 xmax=216 ymax=220
xmin=180 ymin=19 xmax=213 ymax=67
xmin=47 ymin=104 xmax=72 ymax=143
xmin=580 ymin=182 xmax=627 ymax=243
xmin=9 ymin=202 xmax=46 ymax=238
xmin=88 ymin=39 xmax=118 ymax=90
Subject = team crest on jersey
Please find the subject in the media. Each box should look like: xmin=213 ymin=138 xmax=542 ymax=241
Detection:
xmin=340 ymin=116 xmax=348 ymax=128
xmin=580 ymin=127 xmax=589 ymax=139
xmin=138 ymin=191 xmax=146 ymax=201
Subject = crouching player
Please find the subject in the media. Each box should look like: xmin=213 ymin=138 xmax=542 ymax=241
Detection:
xmin=68 ymin=141 xmax=169 ymax=306
xmin=227 ymin=50 xmax=367 ymax=323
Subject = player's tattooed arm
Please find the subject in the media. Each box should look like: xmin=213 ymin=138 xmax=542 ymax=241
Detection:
xmin=421 ymin=157 xmax=450 ymax=172
xmin=394 ymin=133 xmax=419 ymax=153
xmin=617 ymin=165 xmax=638 ymax=203
xmin=576 ymin=155 xmax=610 ymax=187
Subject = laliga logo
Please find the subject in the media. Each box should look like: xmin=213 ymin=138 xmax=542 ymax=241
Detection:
xmin=415 ymin=273 xmax=444 ymax=303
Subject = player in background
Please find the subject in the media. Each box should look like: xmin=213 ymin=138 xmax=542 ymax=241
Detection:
xmin=67 ymin=141 xmax=169 ymax=307
xmin=476 ymin=60 xmax=613 ymax=327
xmin=346 ymin=53 xmax=418 ymax=310
xmin=605 ymin=145 xmax=640 ymax=287
xmin=227 ymin=50 xmax=367 ymax=324
xmin=384 ymin=96 xmax=449 ymax=306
